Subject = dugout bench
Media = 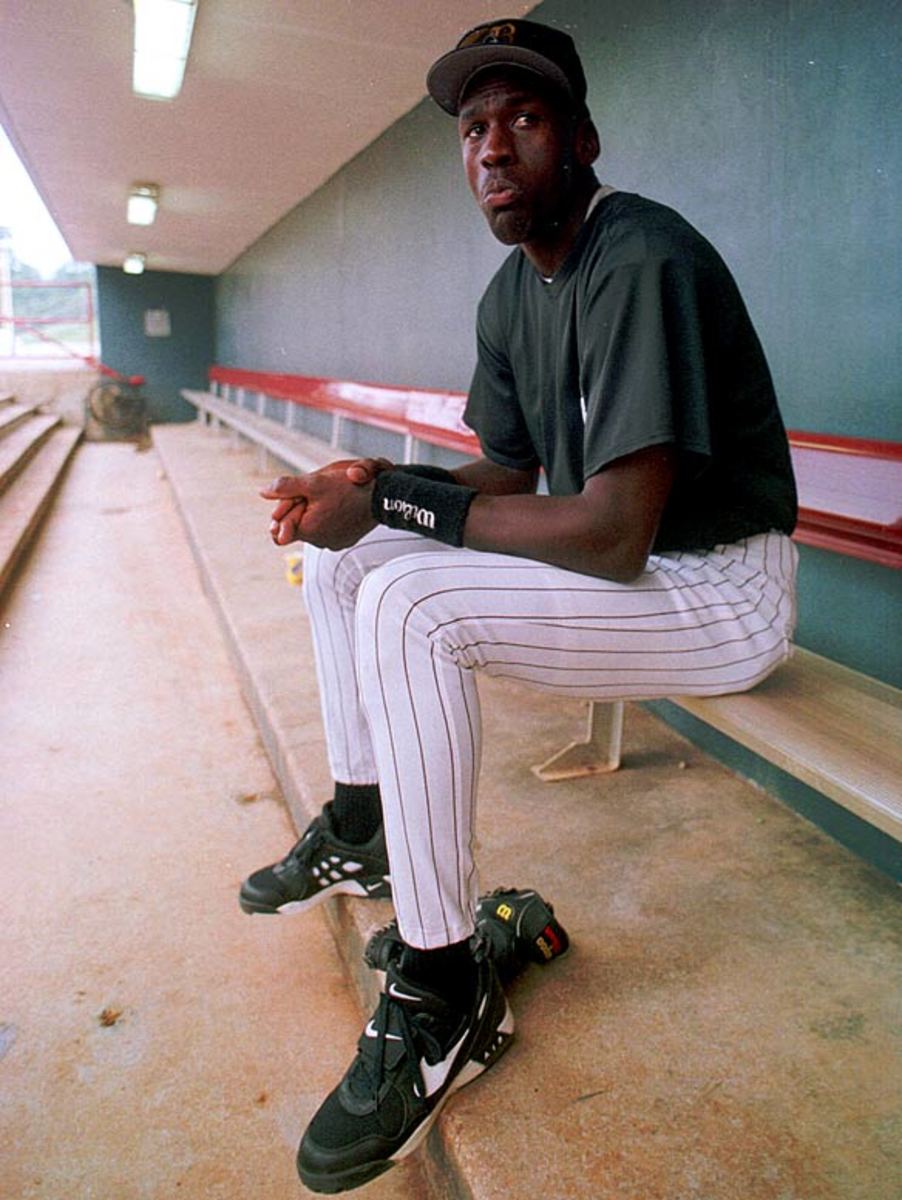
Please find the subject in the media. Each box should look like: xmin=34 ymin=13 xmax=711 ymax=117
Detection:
xmin=181 ymin=371 xmax=902 ymax=852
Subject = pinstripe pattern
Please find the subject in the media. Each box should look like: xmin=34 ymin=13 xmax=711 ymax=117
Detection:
xmin=303 ymin=532 xmax=450 ymax=785
xmin=303 ymin=528 xmax=797 ymax=949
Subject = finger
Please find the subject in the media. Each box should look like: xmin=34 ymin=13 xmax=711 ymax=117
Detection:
xmin=270 ymin=497 xmax=305 ymax=521
xmin=271 ymin=498 xmax=305 ymax=536
xmin=274 ymin=515 xmax=300 ymax=546
xmin=346 ymin=463 xmax=373 ymax=485
xmin=346 ymin=457 xmax=393 ymax=485
xmin=260 ymin=474 xmax=308 ymax=500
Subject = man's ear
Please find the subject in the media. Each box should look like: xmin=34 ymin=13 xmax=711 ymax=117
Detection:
xmin=575 ymin=118 xmax=601 ymax=168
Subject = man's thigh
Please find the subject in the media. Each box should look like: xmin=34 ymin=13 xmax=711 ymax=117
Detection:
xmin=357 ymin=532 xmax=797 ymax=700
xmin=303 ymin=525 xmax=453 ymax=598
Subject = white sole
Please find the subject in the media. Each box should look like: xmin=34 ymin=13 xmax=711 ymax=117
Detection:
xmin=275 ymin=877 xmax=389 ymax=914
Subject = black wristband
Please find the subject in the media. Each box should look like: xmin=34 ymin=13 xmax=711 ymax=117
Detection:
xmin=394 ymin=463 xmax=457 ymax=484
xmin=371 ymin=469 xmax=477 ymax=546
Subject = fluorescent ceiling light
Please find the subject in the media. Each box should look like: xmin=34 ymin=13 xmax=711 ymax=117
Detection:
xmin=133 ymin=0 xmax=198 ymax=100
xmin=123 ymin=253 xmax=147 ymax=274
xmin=127 ymin=184 xmax=159 ymax=226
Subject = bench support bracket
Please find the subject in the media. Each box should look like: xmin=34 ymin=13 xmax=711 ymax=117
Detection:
xmin=531 ymin=700 xmax=624 ymax=782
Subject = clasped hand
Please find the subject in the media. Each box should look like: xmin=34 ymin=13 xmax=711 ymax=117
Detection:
xmin=261 ymin=457 xmax=393 ymax=550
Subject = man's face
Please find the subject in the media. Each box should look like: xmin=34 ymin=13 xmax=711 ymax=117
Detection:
xmin=458 ymin=70 xmax=578 ymax=246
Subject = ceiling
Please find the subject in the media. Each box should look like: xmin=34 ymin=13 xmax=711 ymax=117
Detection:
xmin=0 ymin=1 xmax=536 ymax=276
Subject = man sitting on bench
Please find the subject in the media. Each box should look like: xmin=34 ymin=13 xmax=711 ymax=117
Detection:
xmin=240 ymin=18 xmax=798 ymax=1194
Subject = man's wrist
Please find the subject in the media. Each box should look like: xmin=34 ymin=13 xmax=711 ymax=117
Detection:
xmin=371 ymin=469 xmax=476 ymax=545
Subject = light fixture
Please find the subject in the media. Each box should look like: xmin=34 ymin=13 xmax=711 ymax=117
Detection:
xmin=127 ymin=183 xmax=159 ymax=226
xmin=123 ymin=253 xmax=147 ymax=275
xmin=132 ymin=0 xmax=198 ymax=100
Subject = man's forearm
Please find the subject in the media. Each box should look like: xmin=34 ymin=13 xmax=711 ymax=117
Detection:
xmin=365 ymin=448 xmax=672 ymax=578
xmin=451 ymin=458 xmax=539 ymax=496
xmin=463 ymin=491 xmax=648 ymax=581
xmin=462 ymin=446 xmax=676 ymax=581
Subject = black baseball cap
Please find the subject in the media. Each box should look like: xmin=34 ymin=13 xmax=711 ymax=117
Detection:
xmin=427 ymin=18 xmax=588 ymax=117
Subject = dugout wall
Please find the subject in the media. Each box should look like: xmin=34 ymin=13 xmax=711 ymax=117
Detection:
xmin=97 ymin=267 xmax=215 ymax=424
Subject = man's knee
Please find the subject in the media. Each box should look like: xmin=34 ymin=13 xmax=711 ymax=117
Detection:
xmin=305 ymin=529 xmax=439 ymax=610
xmin=355 ymin=556 xmax=414 ymax=621
xmin=355 ymin=555 xmax=474 ymax=661
xmin=302 ymin=539 xmax=373 ymax=608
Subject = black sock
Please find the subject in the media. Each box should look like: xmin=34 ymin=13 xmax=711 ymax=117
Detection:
xmin=331 ymin=781 xmax=382 ymax=845
xmin=399 ymin=939 xmax=478 ymax=1011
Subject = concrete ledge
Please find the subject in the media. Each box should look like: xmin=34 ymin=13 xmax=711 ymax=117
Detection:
xmin=0 ymin=425 xmax=81 ymax=599
xmin=155 ymin=422 xmax=902 ymax=1200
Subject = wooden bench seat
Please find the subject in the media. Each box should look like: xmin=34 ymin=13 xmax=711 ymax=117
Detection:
xmin=535 ymin=654 xmax=901 ymax=843
xmin=182 ymin=389 xmax=335 ymax=472
xmin=676 ymin=651 xmax=901 ymax=839
xmin=181 ymin=373 xmax=902 ymax=849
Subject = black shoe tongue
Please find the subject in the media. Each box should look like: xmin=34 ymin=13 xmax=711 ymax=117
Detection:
xmin=387 ymin=963 xmax=464 ymax=1020
xmin=384 ymin=963 xmax=434 ymax=1004
xmin=355 ymin=967 xmax=457 ymax=1065
xmin=347 ymin=981 xmax=424 ymax=1102
xmin=352 ymin=1012 xmax=406 ymax=1080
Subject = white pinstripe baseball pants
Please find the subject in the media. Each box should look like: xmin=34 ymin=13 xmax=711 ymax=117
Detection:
xmin=302 ymin=528 xmax=797 ymax=949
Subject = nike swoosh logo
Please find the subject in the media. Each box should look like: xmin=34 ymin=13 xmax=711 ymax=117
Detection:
xmin=365 ymin=1020 xmax=401 ymax=1041
xmin=388 ymin=982 xmax=422 ymax=1003
xmin=420 ymin=1029 xmax=469 ymax=1098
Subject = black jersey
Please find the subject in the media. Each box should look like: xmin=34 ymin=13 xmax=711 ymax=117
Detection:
xmin=464 ymin=191 xmax=797 ymax=552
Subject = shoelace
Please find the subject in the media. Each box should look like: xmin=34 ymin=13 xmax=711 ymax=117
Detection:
xmin=274 ymin=822 xmax=323 ymax=875
xmin=352 ymin=989 xmax=444 ymax=1104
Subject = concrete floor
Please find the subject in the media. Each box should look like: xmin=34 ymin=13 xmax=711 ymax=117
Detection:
xmin=3 ymin=433 xmax=901 ymax=1200
xmin=0 ymin=444 xmax=427 ymax=1200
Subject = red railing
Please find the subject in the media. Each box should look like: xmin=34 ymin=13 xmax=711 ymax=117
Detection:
xmin=209 ymin=365 xmax=480 ymax=456
xmin=787 ymin=431 xmax=902 ymax=568
xmin=209 ymin=366 xmax=901 ymax=569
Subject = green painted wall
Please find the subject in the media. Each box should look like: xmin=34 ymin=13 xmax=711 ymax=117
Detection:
xmin=796 ymin=546 xmax=900 ymax=687
xmin=216 ymin=99 xmax=506 ymax=392
xmin=96 ymin=267 xmax=215 ymax=423
xmin=215 ymin=0 xmax=901 ymax=686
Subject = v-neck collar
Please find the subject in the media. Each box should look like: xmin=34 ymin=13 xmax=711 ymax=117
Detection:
xmin=533 ymin=185 xmax=618 ymax=292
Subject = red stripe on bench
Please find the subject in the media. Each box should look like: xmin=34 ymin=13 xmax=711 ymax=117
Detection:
xmin=788 ymin=433 xmax=902 ymax=568
xmin=208 ymin=367 xmax=900 ymax=568
xmin=209 ymin=365 xmax=480 ymax=454
xmin=787 ymin=431 xmax=902 ymax=462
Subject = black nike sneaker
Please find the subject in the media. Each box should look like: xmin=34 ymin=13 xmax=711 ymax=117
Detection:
xmin=239 ymin=802 xmax=391 ymax=915
xmin=364 ymin=886 xmax=569 ymax=981
xmin=297 ymin=953 xmax=514 ymax=1193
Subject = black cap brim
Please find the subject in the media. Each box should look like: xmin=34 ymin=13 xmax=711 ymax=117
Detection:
xmin=426 ymin=44 xmax=576 ymax=116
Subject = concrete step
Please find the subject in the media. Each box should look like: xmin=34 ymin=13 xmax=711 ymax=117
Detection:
xmin=0 ymin=425 xmax=81 ymax=599
xmin=0 ymin=399 xmax=41 ymax=436
xmin=0 ymin=391 xmax=17 ymax=406
xmin=155 ymin=421 xmax=902 ymax=1200
xmin=0 ymin=411 xmax=62 ymax=494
